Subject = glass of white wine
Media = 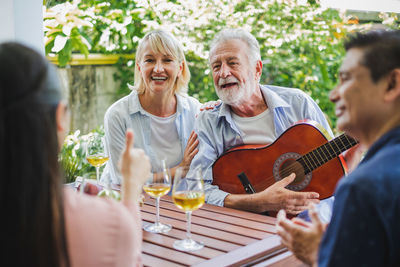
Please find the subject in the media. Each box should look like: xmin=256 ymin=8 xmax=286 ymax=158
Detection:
xmin=86 ymin=133 xmax=109 ymax=185
xmin=172 ymin=166 xmax=205 ymax=251
xmin=142 ymin=159 xmax=172 ymax=233
xmin=97 ymin=176 xmax=121 ymax=201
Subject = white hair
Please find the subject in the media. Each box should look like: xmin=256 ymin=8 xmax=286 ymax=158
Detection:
xmin=209 ymin=28 xmax=261 ymax=65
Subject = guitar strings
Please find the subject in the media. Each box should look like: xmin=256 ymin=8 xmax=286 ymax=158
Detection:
xmin=256 ymin=135 xmax=357 ymax=189
xmin=278 ymin=135 xmax=356 ymax=179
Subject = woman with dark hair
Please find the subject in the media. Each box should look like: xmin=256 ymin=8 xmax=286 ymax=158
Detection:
xmin=0 ymin=42 xmax=149 ymax=267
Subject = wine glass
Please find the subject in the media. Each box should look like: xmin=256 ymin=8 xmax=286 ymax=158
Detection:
xmin=142 ymin=159 xmax=172 ymax=233
xmin=86 ymin=133 xmax=109 ymax=185
xmin=172 ymin=166 xmax=205 ymax=251
xmin=97 ymin=175 xmax=121 ymax=200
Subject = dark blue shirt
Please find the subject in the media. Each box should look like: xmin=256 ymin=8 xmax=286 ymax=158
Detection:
xmin=318 ymin=126 xmax=400 ymax=267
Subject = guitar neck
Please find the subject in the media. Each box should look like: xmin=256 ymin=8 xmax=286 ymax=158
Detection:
xmin=298 ymin=134 xmax=358 ymax=174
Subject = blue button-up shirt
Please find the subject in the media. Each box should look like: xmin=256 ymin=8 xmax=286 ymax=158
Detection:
xmin=318 ymin=126 xmax=400 ymax=266
xmin=102 ymin=90 xmax=201 ymax=184
xmin=189 ymin=85 xmax=333 ymax=206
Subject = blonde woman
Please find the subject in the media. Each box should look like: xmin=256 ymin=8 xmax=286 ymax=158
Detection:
xmin=103 ymin=30 xmax=202 ymax=184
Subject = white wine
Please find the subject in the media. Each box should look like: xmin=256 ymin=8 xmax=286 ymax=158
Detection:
xmin=143 ymin=183 xmax=171 ymax=197
xmin=173 ymin=191 xmax=205 ymax=211
xmin=87 ymin=155 xmax=109 ymax=167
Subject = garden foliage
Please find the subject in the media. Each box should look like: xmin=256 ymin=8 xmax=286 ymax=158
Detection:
xmin=44 ymin=0 xmax=399 ymax=180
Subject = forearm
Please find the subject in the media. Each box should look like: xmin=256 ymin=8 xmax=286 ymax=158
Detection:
xmin=169 ymin=165 xmax=184 ymax=181
xmin=121 ymin=179 xmax=142 ymax=204
xmin=224 ymin=193 xmax=266 ymax=213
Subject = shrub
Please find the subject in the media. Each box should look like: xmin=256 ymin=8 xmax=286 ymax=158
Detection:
xmin=59 ymin=127 xmax=104 ymax=183
xmin=44 ymin=0 xmax=399 ymax=129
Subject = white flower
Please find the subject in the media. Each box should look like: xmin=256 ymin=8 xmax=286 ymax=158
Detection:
xmin=62 ymin=23 xmax=73 ymax=36
xmin=52 ymin=35 xmax=68 ymax=53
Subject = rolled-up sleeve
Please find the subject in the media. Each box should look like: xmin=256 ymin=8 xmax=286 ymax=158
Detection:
xmin=103 ymin=106 xmax=127 ymax=184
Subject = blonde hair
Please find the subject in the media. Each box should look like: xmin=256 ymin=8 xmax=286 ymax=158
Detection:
xmin=131 ymin=30 xmax=190 ymax=94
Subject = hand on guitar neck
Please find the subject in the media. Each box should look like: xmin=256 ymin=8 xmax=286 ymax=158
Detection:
xmin=224 ymin=173 xmax=320 ymax=215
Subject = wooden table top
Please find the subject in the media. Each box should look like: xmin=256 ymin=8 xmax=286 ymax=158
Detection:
xmin=140 ymin=195 xmax=305 ymax=267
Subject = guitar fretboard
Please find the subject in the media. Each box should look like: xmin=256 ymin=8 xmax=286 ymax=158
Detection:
xmin=297 ymin=134 xmax=358 ymax=174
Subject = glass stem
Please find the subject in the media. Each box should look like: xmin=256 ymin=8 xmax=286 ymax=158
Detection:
xmin=155 ymin=197 xmax=160 ymax=225
xmin=80 ymin=176 xmax=86 ymax=195
xmin=186 ymin=211 xmax=192 ymax=240
xmin=96 ymin=166 xmax=100 ymax=184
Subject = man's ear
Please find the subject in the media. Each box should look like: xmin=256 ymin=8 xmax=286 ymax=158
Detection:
xmin=384 ymin=69 xmax=400 ymax=102
xmin=255 ymin=60 xmax=263 ymax=81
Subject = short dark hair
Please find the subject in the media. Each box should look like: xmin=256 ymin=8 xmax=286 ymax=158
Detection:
xmin=344 ymin=29 xmax=400 ymax=83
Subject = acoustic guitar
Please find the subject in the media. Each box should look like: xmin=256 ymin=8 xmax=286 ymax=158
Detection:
xmin=212 ymin=121 xmax=358 ymax=200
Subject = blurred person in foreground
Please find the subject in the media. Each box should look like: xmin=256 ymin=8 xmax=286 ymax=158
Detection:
xmin=277 ymin=29 xmax=400 ymax=266
xmin=188 ymin=28 xmax=338 ymax=215
xmin=0 ymin=42 xmax=150 ymax=267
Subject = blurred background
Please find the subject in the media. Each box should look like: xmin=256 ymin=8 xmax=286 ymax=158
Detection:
xmin=2 ymin=0 xmax=399 ymax=181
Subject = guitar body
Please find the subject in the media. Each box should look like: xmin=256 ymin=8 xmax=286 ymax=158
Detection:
xmin=212 ymin=122 xmax=348 ymax=200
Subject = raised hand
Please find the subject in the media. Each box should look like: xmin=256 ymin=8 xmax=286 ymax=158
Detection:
xmin=276 ymin=204 xmax=326 ymax=266
xmin=120 ymin=129 xmax=151 ymax=202
xmin=180 ymin=131 xmax=199 ymax=168
xmin=170 ymin=131 xmax=199 ymax=178
xmin=260 ymin=173 xmax=320 ymax=214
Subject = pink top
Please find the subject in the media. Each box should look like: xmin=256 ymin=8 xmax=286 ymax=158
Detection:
xmin=64 ymin=188 xmax=142 ymax=267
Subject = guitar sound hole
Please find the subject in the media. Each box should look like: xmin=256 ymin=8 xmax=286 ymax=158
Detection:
xmin=279 ymin=159 xmax=305 ymax=186
xmin=273 ymin=152 xmax=312 ymax=191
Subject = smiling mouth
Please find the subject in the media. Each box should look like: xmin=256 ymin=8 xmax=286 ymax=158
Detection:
xmin=335 ymin=107 xmax=345 ymax=117
xmin=220 ymin=82 xmax=238 ymax=89
xmin=152 ymin=77 xmax=167 ymax=81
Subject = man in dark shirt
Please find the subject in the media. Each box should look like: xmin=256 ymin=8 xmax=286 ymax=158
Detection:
xmin=276 ymin=29 xmax=400 ymax=266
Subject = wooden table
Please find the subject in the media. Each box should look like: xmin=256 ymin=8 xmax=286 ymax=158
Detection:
xmin=140 ymin=195 xmax=305 ymax=267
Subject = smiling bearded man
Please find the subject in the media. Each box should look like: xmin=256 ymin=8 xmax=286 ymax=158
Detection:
xmin=186 ymin=28 xmax=345 ymax=215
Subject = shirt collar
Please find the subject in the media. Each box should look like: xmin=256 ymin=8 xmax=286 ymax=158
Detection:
xmin=362 ymin=125 xmax=400 ymax=163
xmin=259 ymin=84 xmax=291 ymax=110
xmin=176 ymin=93 xmax=190 ymax=114
xmin=127 ymin=90 xmax=189 ymax=115
xmin=128 ymin=90 xmax=145 ymax=115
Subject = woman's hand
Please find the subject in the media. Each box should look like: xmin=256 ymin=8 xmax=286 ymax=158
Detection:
xmin=170 ymin=131 xmax=199 ymax=178
xmin=120 ymin=129 xmax=151 ymax=202
xmin=179 ymin=131 xmax=199 ymax=169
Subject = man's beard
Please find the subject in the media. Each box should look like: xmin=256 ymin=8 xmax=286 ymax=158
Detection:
xmin=215 ymin=77 xmax=245 ymax=106
xmin=215 ymin=76 xmax=255 ymax=106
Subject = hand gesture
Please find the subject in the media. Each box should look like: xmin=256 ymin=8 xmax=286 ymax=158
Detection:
xmin=276 ymin=204 xmax=326 ymax=266
xmin=120 ymin=129 xmax=151 ymax=202
xmin=260 ymin=173 xmax=320 ymax=214
xmin=179 ymin=131 xmax=199 ymax=170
